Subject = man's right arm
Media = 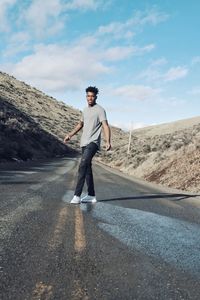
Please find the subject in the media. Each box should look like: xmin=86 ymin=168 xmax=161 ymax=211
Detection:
xmin=63 ymin=120 xmax=83 ymax=143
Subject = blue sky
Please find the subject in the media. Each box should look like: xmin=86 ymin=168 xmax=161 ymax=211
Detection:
xmin=0 ymin=0 xmax=200 ymax=130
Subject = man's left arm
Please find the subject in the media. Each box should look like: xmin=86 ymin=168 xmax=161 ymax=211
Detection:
xmin=102 ymin=120 xmax=111 ymax=151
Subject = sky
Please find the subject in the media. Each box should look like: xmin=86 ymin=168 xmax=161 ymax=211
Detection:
xmin=0 ymin=0 xmax=200 ymax=130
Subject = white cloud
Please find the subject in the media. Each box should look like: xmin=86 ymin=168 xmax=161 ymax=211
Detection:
xmin=139 ymin=63 xmax=188 ymax=83
xmin=138 ymin=68 xmax=160 ymax=82
xmin=135 ymin=8 xmax=169 ymax=25
xmin=73 ymin=35 xmax=98 ymax=48
xmin=3 ymin=31 xmax=30 ymax=57
xmin=3 ymin=43 xmax=111 ymax=92
xmin=191 ymin=56 xmax=200 ymax=66
xmin=2 ymin=25 xmax=156 ymax=92
xmin=0 ymin=0 xmax=16 ymax=32
xmin=163 ymin=66 xmax=188 ymax=82
xmin=22 ymin=0 xmax=64 ymax=37
xmin=19 ymin=0 xmax=111 ymax=38
xmin=101 ymin=46 xmax=135 ymax=61
xmin=113 ymin=84 xmax=161 ymax=101
xmin=100 ymin=44 xmax=155 ymax=61
xmin=0 ymin=3 xmax=170 ymax=99
xmin=64 ymin=0 xmax=105 ymax=10
xmin=150 ymin=57 xmax=168 ymax=67
xmin=97 ymin=7 xmax=169 ymax=40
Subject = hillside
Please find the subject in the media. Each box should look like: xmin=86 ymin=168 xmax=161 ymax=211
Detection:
xmin=0 ymin=71 xmax=124 ymax=162
xmin=96 ymin=116 xmax=200 ymax=193
xmin=0 ymin=98 xmax=76 ymax=161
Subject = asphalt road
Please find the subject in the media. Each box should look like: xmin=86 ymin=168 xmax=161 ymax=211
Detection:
xmin=0 ymin=157 xmax=200 ymax=300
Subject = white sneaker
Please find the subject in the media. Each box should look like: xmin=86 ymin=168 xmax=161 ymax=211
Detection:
xmin=81 ymin=195 xmax=97 ymax=203
xmin=70 ymin=195 xmax=81 ymax=204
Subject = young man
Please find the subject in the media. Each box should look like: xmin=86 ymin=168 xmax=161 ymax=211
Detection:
xmin=63 ymin=86 xmax=111 ymax=204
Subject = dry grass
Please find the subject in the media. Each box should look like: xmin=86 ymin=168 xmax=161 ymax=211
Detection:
xmin=96 ymin=117 xmax=200 ymax=192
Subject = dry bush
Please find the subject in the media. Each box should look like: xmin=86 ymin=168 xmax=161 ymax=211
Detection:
xmin=171 ymin=141 xmax=184 ymax=150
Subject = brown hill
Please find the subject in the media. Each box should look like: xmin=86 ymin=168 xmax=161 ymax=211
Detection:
xmin=0 ymin=71 xmax=124 ymax=162
xmin=0 ymin=98 xmax=77 ymax=161
xmin=96 ymin=116 xmax=200 ymax=193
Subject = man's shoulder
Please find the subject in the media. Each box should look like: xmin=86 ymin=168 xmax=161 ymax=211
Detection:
xmin=82 ymin=104 xmax=106 ymax=113
xmin=95 ymin=103 xmax=105 ymax=111
xmin=82 ymin=106 xmax=88 ymax=113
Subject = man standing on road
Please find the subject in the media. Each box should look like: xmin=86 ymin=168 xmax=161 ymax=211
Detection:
xmin=63 ymin=86 xmax=111 ymax=204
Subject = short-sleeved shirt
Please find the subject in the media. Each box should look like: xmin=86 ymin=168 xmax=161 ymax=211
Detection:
xmin=80 ymin=103 xmax=107 ymax=150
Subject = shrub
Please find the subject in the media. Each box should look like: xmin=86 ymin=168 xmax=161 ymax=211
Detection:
xmin=172 ymin=141 xmax=184 ymax=150
xmin=142 ymin=144 xmax=151 ymax=153
xmin=161 ymin=140 xmax=171 ymax=150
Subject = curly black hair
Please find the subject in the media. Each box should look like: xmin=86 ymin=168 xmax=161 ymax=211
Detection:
xmin=85 ymin=86 xmax=99 ymax=96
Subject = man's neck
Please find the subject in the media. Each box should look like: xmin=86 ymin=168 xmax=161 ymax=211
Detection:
xmin=88 ymin=102 xmax=96 ymax=107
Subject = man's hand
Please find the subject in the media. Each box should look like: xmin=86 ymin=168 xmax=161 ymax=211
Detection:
xmin=63 ymin=134 xmax=71 ymax=144
xmin=105 ymin=142 xmax=112 ymax=151
xmin=102 ymin=120 xmax=111 ymax=151
xmin=63 ymin=121 xmax=83 ymax=144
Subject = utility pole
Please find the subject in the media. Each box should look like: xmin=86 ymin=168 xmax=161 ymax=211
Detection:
xmin=127 ymin=122 xmax=132 ymax=155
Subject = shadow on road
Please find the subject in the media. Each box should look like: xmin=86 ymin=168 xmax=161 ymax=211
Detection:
xmin=97 ymin=193 xmax=200 ymax=202
xmin=0 ymin=181 xmax=39 ymax=185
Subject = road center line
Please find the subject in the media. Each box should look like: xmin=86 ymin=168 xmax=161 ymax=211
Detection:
xmin=32 ymin=281 xmax=53 ymax=300
xmin=74 ymin=207 xmax=86 ymax=252
xmin=71 ymin=208 xmax=89 ymax=300
xmin=48 ymin=206 xmax=68 ymax=250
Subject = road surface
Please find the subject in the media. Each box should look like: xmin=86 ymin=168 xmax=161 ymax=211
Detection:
xmin=0 ymin=157 xmax=200 ymax=300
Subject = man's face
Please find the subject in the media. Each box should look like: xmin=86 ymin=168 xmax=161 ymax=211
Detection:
xmin=86 ymin=91 xmax=96 ymax=106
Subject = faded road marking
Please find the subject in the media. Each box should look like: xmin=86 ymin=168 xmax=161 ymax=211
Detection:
xmin=32 ymin=281 xmax=53 ymax=300
xmin=71 ymin=208 xmax=89 ymax=300
xmin=71 ymin=279 xmax=89 ymax=300
xmin=74 ymin=207 xmax=86 ymax=252
xmin=48 ymin=206 xmax=68 ymax=250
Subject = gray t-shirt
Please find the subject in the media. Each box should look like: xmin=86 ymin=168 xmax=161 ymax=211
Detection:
xmin=80 ymin=103 xmax=107 ymax=150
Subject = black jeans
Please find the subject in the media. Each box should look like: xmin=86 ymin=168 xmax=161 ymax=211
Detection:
xmin=74 ymin=142 xmax=98 ymax=197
